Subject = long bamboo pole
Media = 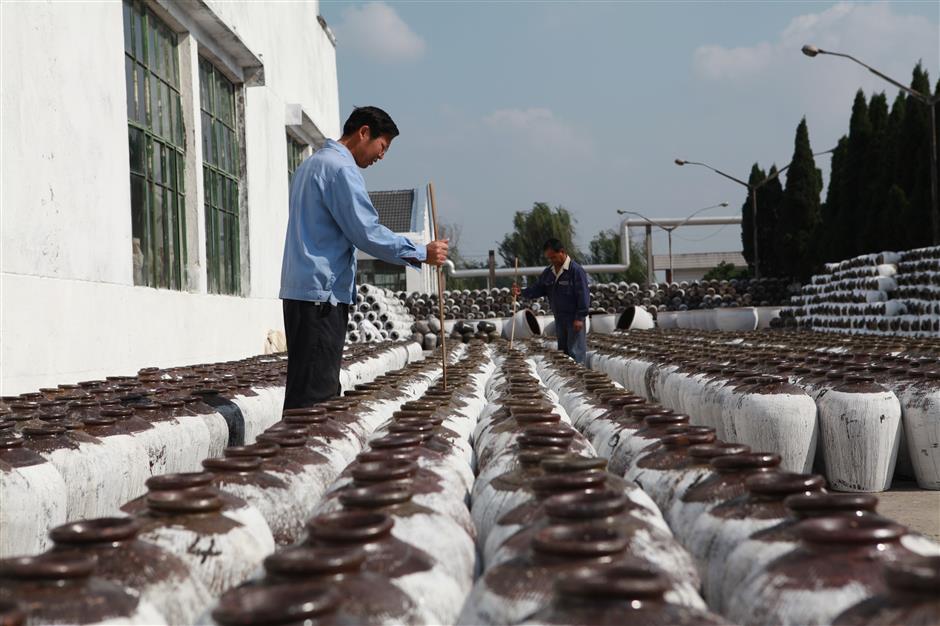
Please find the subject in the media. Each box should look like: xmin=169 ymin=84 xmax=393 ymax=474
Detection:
xmin=509 ymin=257 xmax=520 ymax=349
xmin=427 ymin=182 xmax=447 ymax=389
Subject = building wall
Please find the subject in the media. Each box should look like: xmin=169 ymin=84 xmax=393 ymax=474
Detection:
xmin=1 ymin=0 xmax=339 ymax=394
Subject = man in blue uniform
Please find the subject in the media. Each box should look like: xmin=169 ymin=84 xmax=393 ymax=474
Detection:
xmin=279 ymin=106 xmax=449 ymax=409
xmin=512 ymin=238 xmax=590 ymax=363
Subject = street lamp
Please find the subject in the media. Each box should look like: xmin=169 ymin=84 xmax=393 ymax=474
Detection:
xmin=802 ymin=44 xmax=940 ymax=245
xmin=617 ymin=202 xmax=729 ymax=283
xmin=675 ymin=148 xmax=834 ymax=278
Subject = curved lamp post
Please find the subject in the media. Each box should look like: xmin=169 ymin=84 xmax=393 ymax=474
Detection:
xmin=674 ymin=149 xmax=834 ymax=278
xmin=616 ymin=202 xmax=729 ymax=282
xmin=801 ymin=44 xmax=939 ymax=245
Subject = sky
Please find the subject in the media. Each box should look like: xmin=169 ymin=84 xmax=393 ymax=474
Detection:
xmin=318 ymin=1 xmax=940 ymax=268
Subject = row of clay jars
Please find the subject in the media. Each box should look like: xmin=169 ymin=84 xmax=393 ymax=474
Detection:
xmin=536 ymin=351 xmax=940 ymax=624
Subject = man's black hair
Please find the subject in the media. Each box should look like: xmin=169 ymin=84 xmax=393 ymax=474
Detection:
xmin=342 ymin=106 xmax=400 ymax=139
xmin=543 ymin=238 xmax=565 ymax=252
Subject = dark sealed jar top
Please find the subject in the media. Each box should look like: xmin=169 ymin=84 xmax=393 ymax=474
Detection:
xmin=212 ymin=581 xmax=340 ymax=626
xmin=544 ymin=488 xmax=629 ymax=521
xmin=203 ymin=456 xmax=263 ymax=473
xmin=555 ymin=562 xmax=668 ymax=600
xmin=146 ymin=489 xmax=224 ymax=515
xmin=225 ymin=444 xmax=280 ymax=459
xmin=339 ymin=483 xmax=414 ymax=509
xmin=689 ymin=443 xmax=750 ymax=461
xmin=712 ymin=452 xmax=782 ymax=473
xmin=145 ymin=471 xmax=214 ymax=491
xmin=883 ymin=555 xmax=940 ymax=594
xmin=784 ymin=493 xmax=878 ymax=518
xmin=264 ymin=545 xmax=366 ymax=578
xmin=0 ymin=552 xmax=96 ymax=581
xmin=306 ymin=511 xmax=394 ymax=544
xmin=745 ymin=472 xmax=826 ymax=498
xmin=49 ymin=517 xmax=142 ymax=545
xmin=532 ymin=470 xmax=608 ymax=497
xmin=541 ymin=455 xmax=607 ymax=474
xmin=532 ymin=524 xmax=629 ymax=558
xmin=643 ymin=413 xmax=689 ymax=428
xmin=350 ymin=459 xmax=418 ymax=484
xmin=797 ymin=515 xmax=906 ymax=546
xmin=369 ymin=433 xmax=423 ymax=450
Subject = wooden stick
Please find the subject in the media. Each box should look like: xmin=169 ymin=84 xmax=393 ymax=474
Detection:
xmin=509 ymin=257 xmax=520 ymax=349
xmin=427 ymin=182 xmax=447 ymax=389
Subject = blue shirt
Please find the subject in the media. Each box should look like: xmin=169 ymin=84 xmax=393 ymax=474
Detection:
xmin=521 ymin=258 xmax=590 ymax=321
xmin=279 ymin=140 xmax=426 ymax=304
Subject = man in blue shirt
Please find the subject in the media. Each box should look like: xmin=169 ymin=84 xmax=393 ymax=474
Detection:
xmin=512 ymin=238 xmax=590 ymax=363
xmin=279 ymin=106 xmax=449 ymax=408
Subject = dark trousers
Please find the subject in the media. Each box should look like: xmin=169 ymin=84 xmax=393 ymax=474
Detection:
xmin=282 ymin=299 xmax=349 ymax=410
xmin=555 ymin=317 xmax=587 ymax=364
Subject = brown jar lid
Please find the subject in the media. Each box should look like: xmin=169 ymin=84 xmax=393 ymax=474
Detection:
xmin=540 ymin=455 xmax=607 ymax=474
xmin=212 ymin=582 xmax=340 ymax=626
xmin=798 ymin=515 xmax=906 ymax=545
xmin=532 ymin=470 xmax=607 ymax=496
xmin=784 ymin=493 xmax=878 ymax=518
xmin=644 ymin=413 xmax=689 ymax=427
xmin=533 ymin=524 xmax=628 ymax=558
xmin=0 ymin=552 xmax=96 ymax=580
xmin=256 ymin=433 xmax=307 ymax=448
xmin=225 ymin=444 xmax=280 ymax=459
xmin=264 ymin=545 xmax=366 ymax=578
xmin=339 ymin=483 xmax=413 ymax=509
xmin=306 ymin=511 xmax=394 ymax=544
xmin=369 ymin=433 xmax=423 ymax=450
xmin=689 ymin=443 xmax=750 ymax=459
xmin=351 ymin=459 xmax=417 ymax=483
xmin=356 ymin=449 xmax=418 ymax=464
xmin=544 ymin=488 xmax=628 ymax=521
xmin=50 ymin=517 xmax=141 ymax=545
xmin=712 ymin=452 xmax=781 ymax=472
xmin=21 ymin=424 xmax=66 ymax=438
xmin=745 ymin=472 xmax=826 ymax=496
xmin=146 ymin=472 xmax=214 ymax=491
xmin=146 ymin=489 xmax=223 ymax=514
xmin=99 ymin=407 xmax=133 ymax=418
xmin=202 ymin=456 xmax=263 ymax=473
xmin=555 ymin=562 xmax=668 ymax=600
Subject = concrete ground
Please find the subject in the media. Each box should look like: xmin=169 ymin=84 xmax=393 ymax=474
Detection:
xmin=877 ymin=481 xmax=940 ymax=542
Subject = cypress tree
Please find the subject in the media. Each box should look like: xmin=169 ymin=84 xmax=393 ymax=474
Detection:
xmin=898 ymin=63 xmax=932 ymax=247
xmin=839 ymin=90 xmax=872 ymax=259
xmin=778 ymin=118 xmax=823 ymax=280
xmin=759 ymin=165 xmax=785 ymax=276
xmin=740 ymin=163 xmax=765 ymax=272
xmin=857 ymin=93 xmax=890 ymax=254
xmin=819 ymin=136 xmax=848 ymax=263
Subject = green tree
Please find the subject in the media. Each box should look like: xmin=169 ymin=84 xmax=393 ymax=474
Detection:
xmin=818 ymin=135 xmax=848 ymax=264
xmin=838 ymin=90 xmax=872 ymax=260
xmin=758 ymin=165 xmax=785 ymax=277
xmin=497 ymin=202 xmax=581 ymax=266
xmin=586 ymin=229 xmax=649 ymax=284
xmin=703 ymin=261 xmax=749 ymax=281
xmin=740 ymin=164 xmax=765 ymax=272
xmin=896 ymin=63 xmax=933 ymax=248
xmin=776 ymin=118 xmax=823 ymax=280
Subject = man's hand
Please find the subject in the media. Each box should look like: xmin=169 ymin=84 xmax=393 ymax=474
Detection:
xmin=512 ymin=283 xmax=521 ymax=298
xmin=572 ymin=319 xmax=584 ymax=332
xmin=425 ymin=239 xmax=449 ymax=266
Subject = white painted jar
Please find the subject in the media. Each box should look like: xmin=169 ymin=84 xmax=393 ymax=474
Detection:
xmin=818 ymin=374 xmax=902 ymax=492
xmin=728 ymin=375 xmax=819 ymax=473
xmin=0 ymin=436 xmax=68 ymax=558
xmin=899 ymin=370 xmax=940 ymax=490
xmin=82 ymin=411 xmax=153 ymax=508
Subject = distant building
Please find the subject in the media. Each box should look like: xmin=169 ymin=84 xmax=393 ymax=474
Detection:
xmin=652 ymin=252 xmax=747 ymax=282
xmin=356 ymin=186 xmax=436 ymax=295
xmin=2 ymin=0 xmax=338 ymax=393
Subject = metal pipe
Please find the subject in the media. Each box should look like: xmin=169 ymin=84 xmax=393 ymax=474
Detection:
xmin=442 ymin=263 xmax=633 ymax=279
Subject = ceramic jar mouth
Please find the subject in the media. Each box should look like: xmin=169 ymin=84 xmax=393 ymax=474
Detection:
xmin=509 ymin=405 xmax=556 ymax=417
xmin=264 ymin=545 xmax=366 ymax=578
xmin=339 ymin=483 xmax=414 ymax=509
xmin=688 ymin=443 xmax=750 ymax=460
xmin=368 ymin=433 xmax=423 ymax=450
xmin=21 ymin=425 xmax=66 ymax=438
xmin=388 ymin=422 xmax=436 ymax=436
xmin=282 ymin=413 xmax=328 ymax=425
xmin=50 ymin=517 xmax=141 ymax=545
xmin=784 ymin=493 xmax=879 ymax=518
xmin=545 ymin=488 xmax=628 ymax=520
xmin=98 ymin=407 xmax=133 ymax=419
xmin=394 ymin=409 xmax=436 ymax=419
xmin=625 ymin=406 xmax=669 ymax=421
xmin=225 ymin=444 xmax=280 ymax=459
xmin=256 ymin=433 xmax=306 ymax=448
xmin=0 ymin=437 xmax=23 ymax=450
xmin=307 ymin=511 xmax=394 ymax=544
xmin=146 ymin=489 xmax=223 ymax=514
xmin=745 ymin=472 xmax=826 ymax=497
xmin=532 ymin=524 xmax=628 ymax=558
xmin=0 ymin=553 xmax=97 ymax=581
xmin=555 ymin=562 xmax=668 ymax=600
xmin=356 ymin=449 xmax=418 ymax=464
xmin=203 ymin=456 xmax=263 ymax=473
xmin=643 ymin=413 xmax=689 ymax=428
xmin=712 ymin=452 xmax=781 ymax=473
xmin=532 ymin=470 xmax=608 ymax=496
xmin=146 ymin=472 xmax=214 ymax=491
xmin=212 ymin=582 xmax=340 ymax=626
xmin=884 ymin=556 xmax=940 ymax=594
xmin=797 ymin=515 xmax=906 ymax=545
xmin=514 ymin=413 xmax=561 ymax=425
xmin=540 ymin=456 xmax=608 ymax=474
xmin=351 ymin=459 xmax=418 ymax=483
xmin=518 ymin=450 xmax=570 ymax=466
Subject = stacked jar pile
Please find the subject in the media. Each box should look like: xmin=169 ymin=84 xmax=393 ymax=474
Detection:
xmin=0 ymin=341 xmax=471 ymax=624
xmin=530 ymin=345 xmax=940 ymax=626
xmin=583 ymin=329 xmax=940 ymax=493
xmin=347 ymin=284 xmax=417 ymax=344
xmin=460 ymin=346 xmax=727 ymax=625
xmin=780 ymin=244 xmax=940 ymax=336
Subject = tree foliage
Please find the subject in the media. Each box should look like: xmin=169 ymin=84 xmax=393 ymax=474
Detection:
xmin=497 ymin=202 xmax=581 ymax=266
xmin=776 ymin=118 xmax=823 ymax=281
xmin=586 ymin=229 xmax=649 ymax=284
xmin=703 ymin=261 xmax=749 ymax=281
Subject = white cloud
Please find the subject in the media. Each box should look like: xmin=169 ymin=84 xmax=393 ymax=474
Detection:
xmin=334 ymin=2 xmax=426 ymax=63
xmin=483 ymin=107 xmax=594 ymax=158
xmin=693 ymin=2 xmax=936 ymax=83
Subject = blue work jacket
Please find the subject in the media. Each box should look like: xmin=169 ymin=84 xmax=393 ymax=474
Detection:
xmin=522 ymin=258 xmax=590 ymax=321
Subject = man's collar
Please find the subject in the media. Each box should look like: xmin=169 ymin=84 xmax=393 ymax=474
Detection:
xmin=326 ymin=139 xmax=355 ymax=165
xmin=561 ymin=255 xmax=571 ymax=272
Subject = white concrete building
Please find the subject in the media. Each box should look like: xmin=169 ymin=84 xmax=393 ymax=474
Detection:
xmin=1 ymin=0 xmax=339 ymax=394
xmin=357 ymin=186 xmax=436 ymax=296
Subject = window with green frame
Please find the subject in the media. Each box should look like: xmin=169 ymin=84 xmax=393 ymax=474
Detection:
xmin=199 ymin=58 xmax=242 ymax=295
xmin=123 ymin=0 xmax=186 ymax=289
xmin=287 ymin=134 xmax=307 ymax=187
